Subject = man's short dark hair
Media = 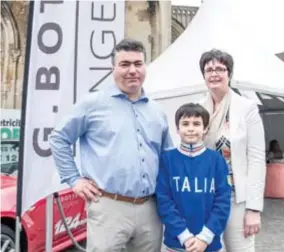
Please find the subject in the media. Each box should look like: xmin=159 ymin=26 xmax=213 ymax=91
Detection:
xmin=111 ymin=39 xmax=146 ymax=65
xmin=199 ymin=49 xmax=234 ymax=78
xmin=175 ymin=103 xmax=210 ymax=129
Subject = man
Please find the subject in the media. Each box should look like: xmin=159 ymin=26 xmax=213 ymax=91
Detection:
xmin=49 ymin=39 xmax=173 ymax=252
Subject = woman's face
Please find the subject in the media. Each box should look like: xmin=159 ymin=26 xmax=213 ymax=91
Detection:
xmin=203 ymin=59 xmax=230 ymax=93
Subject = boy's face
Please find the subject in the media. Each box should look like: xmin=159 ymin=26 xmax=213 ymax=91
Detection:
xmin=177 ymin=116 xmax=207 ymax=144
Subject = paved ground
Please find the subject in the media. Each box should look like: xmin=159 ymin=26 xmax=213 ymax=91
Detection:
xmin=256 ymin=198 xmax=284 ymax=252
xmin=67 ymin=198 xmax=284 ymax=252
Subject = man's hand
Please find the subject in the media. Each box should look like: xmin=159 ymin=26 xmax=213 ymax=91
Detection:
xmin=72 ymin=178 xmax=102 ymax=202
xmin=186 ymin=237 xmax=207 ymax=252
xmin=244 ymin=210 xmax=261 ymax=238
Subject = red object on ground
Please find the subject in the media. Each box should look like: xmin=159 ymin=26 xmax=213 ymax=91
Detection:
xmin=1 ymin=174 xmax=87 ymax=251
xmin=265 ymin=163 xmax=284 ymax=198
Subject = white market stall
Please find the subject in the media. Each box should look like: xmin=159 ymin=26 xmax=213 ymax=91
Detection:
xmin=144 ymin=0 xmax=284 ymax=147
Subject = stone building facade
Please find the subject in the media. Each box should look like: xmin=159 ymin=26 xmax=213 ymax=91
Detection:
xmin=1 ymin=1 xmax=29 ymax=109
xmin=171 ymin=5 xmax=198 ymax=43
xmin=1 ymin=1 xmax=195 ymax=109
xmin=125 ymin=1 xmax=172 ymax=63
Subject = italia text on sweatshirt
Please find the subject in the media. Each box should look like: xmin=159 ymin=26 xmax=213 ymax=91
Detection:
xmin=156 ymin=145 xmax=231 ymax=251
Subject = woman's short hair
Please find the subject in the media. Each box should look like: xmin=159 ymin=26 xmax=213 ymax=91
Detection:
xmin=199 ymin=49 xmax=234 ymax=78
xmin=175 ymin=103 xmax=210 ymax=129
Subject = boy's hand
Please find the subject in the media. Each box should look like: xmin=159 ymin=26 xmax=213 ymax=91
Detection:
xmin=186 ymin=237 xmax=208 ymax=252
xmin=184 ymin=237 xmax=195 ymax=249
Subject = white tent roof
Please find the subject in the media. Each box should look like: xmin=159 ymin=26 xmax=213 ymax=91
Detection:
xmin=144 ymin=0 xmax=284 ymax=99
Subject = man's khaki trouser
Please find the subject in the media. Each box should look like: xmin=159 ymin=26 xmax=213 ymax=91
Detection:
xmin=86 ymin=196 xmax=162 ymax=252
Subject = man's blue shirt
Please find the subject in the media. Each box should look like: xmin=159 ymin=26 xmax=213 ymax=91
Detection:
xmin=49 ymin=84 xmax=173 ymax=197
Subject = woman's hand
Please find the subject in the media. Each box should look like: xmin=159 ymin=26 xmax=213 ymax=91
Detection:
xmin=244 ymin=210 xmax=261 ymax=237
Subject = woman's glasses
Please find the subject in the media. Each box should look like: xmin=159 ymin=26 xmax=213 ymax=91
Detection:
xmin=204 ymin=67 xmax=227 ymax=75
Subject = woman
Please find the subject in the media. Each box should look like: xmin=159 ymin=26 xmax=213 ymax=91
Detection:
xmin=267 ymin=139 xmax=283 ymax=162
xmin=199 ymin=49 xmax=266 ymax=252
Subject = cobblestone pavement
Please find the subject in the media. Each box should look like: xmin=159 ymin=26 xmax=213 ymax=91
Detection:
xmin=67 ymin=198 xmax=284 ymax=252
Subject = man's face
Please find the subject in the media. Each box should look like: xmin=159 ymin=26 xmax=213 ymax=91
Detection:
xmin=177 ymin=116 xmax=207 ymax=144
xmin=113 ymin=50 xmax=146 ymax=97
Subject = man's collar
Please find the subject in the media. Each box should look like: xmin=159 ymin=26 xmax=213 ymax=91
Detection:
xmin=109 ymin=84 xmax=124 ymax=97
xmin=109 ymin=84 xmax=149 ymax=102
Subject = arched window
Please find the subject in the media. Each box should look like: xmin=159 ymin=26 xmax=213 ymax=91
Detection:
xmin=171 ymin=6 xmax=199 ymax=43
xmin=171 ymin=18 xmax=185 ymax=43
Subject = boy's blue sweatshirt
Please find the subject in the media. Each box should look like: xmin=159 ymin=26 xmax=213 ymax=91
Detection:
xmin=156 ymin=148 xmax=231 ymax=252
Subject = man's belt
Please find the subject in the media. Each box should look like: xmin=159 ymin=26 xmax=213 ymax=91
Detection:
xmin=100 ymin=190 xmax=152 ymax=205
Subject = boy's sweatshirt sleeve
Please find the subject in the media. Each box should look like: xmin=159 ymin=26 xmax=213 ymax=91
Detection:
xmin=197 ymin=154 xmax=231 ymax=244
xmin=155 ymin=153 xmax=194 ymax=245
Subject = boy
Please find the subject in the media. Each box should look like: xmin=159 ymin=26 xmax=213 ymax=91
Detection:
xmin=156 ymin=103 xmax=231 ymax=252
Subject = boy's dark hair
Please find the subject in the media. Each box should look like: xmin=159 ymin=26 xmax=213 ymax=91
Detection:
xmin=111 ymin=39 xmax=146 ymax=65
xmin=175 ymin=103 xmax=210 ymax=129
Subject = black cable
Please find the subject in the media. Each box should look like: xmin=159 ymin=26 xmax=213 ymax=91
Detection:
xmin=53 ymin=192 xmax=86 ymax=251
